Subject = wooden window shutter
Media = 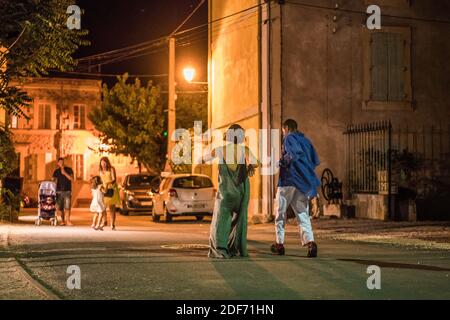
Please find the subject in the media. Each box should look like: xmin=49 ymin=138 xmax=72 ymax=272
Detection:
xmin=371 ymin=33 xmax=389 ymax=101
xmin=44 ymin=105 xmax=51 ymax=129
xmin=73 ymin=105 xmax=79 ymax=129
xmin=80 ymin=106 xmax=86 ymax=129
xmin=388 ymin=33 xmax=405 ymax=101
xmin=38 ymin=104 xmax=44 ymax=129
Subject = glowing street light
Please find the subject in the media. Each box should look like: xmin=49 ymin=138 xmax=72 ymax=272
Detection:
xmin=183 ymin=67 xmax=196 ymax=83
xmin=183 ymin=66 xmax=208 ymax=85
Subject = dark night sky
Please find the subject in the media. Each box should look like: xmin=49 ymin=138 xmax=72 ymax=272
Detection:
xmin=74 ymin=0 xmax=208 ymax=86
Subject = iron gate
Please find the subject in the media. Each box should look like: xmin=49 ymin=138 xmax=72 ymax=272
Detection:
xmin=344 ymin=121 xmax=450 ymax=220
xmin=344 ymin=121 xmax=392 ymax=195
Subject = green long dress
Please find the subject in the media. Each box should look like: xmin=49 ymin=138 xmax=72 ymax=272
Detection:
xmin=209 ymin=160 xmax=250 ymax=259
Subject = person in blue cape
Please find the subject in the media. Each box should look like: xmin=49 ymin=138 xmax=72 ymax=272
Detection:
xmin=271 ymin=119 xmax=320 ymax=257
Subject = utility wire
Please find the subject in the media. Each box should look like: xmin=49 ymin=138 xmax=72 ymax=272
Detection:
xmin=52 ymin=71 xmax=168 ymax=78
xmin=169 ymin=0 xmax=207 ymax=37
xmin=285 ymin=1 xmax=450 ymax=25
xmin=90 ymin=47 xmax=166 ymax=67
xmin=175 ymin=4 xmax=265 ymax=41
xmin=78 ymin=36 xmax=168 ymax=62
xmin=174 ymin=2 xmax=265 ymax=36
xmin=82 ymin=36 xmax=208 ymax=70
xmin=76 ymin=2 xmax=266 ymax=68
xmin=78 ymin=37 xmax=191 ymax=69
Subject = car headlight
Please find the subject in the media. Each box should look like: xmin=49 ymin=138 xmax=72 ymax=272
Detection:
xmin=126 ymin=191 xmax=135 ymax=201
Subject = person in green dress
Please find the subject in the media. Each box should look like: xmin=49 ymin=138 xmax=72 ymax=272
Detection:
xmin=206 ymin=124 xmax=259 ymax=259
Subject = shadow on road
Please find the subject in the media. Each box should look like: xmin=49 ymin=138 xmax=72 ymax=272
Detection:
xmin=210 ymin=256 xmax=304 ymax=299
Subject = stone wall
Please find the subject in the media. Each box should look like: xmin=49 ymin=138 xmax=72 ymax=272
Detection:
xmin=280 ymin=0 xmax=450 ymax=201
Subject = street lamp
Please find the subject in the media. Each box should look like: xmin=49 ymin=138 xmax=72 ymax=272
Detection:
xmin=183 ymin=66 xmax=208 ymax=85
xmin=183 ymin=67 xmax=196 ymax=83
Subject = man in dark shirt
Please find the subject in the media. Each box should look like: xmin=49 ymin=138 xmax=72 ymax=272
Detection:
xmin=53 ymin=157 xmax=74 ymax=226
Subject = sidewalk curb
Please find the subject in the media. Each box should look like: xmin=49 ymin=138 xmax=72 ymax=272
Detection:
xmin=2 ymin=228 xmax=61 ymax=300
xmin=12 ymin=258 xmax=61 ymax=300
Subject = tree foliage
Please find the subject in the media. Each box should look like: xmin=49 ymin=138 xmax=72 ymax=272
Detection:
xmin=0 ymin=128 xmax=19 ymax=221
xmin=0 ymin=77 xmax=32 ymax=117
xmin=0 ymin=0 xmax=89 ymax=117
xmin=175 ymin=93 xmax=208 ymax=130
xmin=0 ymin=128 xmax=17 ymax=180
xmin=89 ymin=74 xmax=166 ymax=173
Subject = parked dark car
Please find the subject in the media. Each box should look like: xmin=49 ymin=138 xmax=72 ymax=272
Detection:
xmin=119 ymin=174 xmax=159 ymax=215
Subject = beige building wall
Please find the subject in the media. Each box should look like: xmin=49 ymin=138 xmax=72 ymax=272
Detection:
xmin=209 ymin=0 xmax=262 ymax=218
xmin=208 ymin=0 xmax=450 ymax=221
xmin=280 ymin=0 xmax=450 ymax=190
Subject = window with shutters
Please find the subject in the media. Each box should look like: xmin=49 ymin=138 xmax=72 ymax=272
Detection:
xmin=363 ymin=27 xmax=412 ymax=110
xmin=38 ymin=104 xmax=52 ymax=129
xmin=73 ymin=105 xmax=86 ymax=130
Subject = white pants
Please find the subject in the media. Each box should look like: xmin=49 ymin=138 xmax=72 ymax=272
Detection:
xmin=274 ymin=186 xmax=315 ymax=246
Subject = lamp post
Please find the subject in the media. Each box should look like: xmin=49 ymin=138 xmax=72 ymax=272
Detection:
xmin=165 ymin=61 xmax=208 ymax=173
xmin=182 ymin=66 xmax=208 ymax=176
xmin=165 ymin=37 xmax=176 ymax=172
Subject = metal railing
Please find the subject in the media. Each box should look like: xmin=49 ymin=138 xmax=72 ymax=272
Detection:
xmin=344 ymin=121 xmax=392 ymax=195
xmin=345 ymin=121 xmax=450 ymax=220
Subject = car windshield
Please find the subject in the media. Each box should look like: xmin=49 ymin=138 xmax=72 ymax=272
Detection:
xmin=172 ymin=176 xmax=213 ymax=189
xmin=127 ymin=175 xmax=155 ymax=186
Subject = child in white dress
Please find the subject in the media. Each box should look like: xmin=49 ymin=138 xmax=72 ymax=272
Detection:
xmin=90 ymin=176 xmax=106 ymax=230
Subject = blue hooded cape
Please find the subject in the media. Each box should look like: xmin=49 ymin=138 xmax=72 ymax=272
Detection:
xmin=278 ymin=131 xmax=321 ymax=197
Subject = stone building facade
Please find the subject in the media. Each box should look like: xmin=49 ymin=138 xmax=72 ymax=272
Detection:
xmin=208 ymin=0 xmax=450 ymax=220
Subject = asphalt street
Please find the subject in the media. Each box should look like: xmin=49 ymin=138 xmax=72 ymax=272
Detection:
xmin=1 ymin=209 xmax=449 ymax=300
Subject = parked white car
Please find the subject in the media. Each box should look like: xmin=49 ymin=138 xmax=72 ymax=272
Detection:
xmin=152 ymin=174 xmax=216 ymax=222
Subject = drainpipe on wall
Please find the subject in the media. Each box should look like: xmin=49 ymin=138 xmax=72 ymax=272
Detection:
xmin=267 ymin=1 xmax=274 ymax=222
xmin=261 ymin=0 xmax=274 ymax=222
xmin=207 ymin=0 xmax=213 ymax=135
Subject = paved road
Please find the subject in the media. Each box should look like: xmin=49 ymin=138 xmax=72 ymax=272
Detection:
xmin=1 ymin=210 xmax=449 ymax=300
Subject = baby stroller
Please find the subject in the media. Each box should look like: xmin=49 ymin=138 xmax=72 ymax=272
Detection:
xmin=35 ymin=181 xmax=58 ymax=226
